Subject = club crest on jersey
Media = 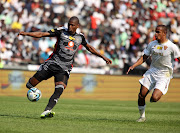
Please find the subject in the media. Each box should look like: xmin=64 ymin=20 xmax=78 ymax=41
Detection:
xmin=69 ymin=36 xmax=75 ymax=40
xmin=164 ymin=46 xmax=168 ymax=50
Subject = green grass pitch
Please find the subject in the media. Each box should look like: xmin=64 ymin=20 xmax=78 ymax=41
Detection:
xmin=0 ymin=96 xmax=180 ymax=133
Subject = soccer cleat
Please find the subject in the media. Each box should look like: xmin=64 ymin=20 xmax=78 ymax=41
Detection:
xmin=136 ymin=117 xmax=146 ymax=122
xmin=40 ymin=110 xmax=55 ymax=119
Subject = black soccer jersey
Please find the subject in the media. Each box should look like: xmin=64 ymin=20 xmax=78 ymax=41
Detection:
xmin=46 ymin=27 xmax=87 ymax=71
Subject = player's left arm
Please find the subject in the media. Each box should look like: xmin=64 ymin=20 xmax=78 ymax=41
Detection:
xmin=84 ymin=43 xmax=112 ymax=64
xmin=172 ymin=44 xmax=180 ymax=62
xmin=80 ymin=34 xmax=111 ymax=64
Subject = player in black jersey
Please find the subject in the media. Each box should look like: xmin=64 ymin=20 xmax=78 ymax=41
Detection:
xmin=18 ymin=16 xmax=112 ymax=118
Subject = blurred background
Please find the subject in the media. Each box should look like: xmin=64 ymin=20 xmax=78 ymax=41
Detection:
xmin=0 ymin=0 xmax=180 ymax=76
xmin=0 ymin=0 xmax=180 ymax=101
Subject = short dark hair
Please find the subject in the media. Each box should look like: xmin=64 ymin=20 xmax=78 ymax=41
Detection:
xmin=69 ymin=16 xmax=79 ymax=24
xmin=157 ymin=25 xmax=167 ymax=34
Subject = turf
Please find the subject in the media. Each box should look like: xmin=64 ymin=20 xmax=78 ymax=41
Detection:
xmin=0 ymin=96 xmax=180 ymax=133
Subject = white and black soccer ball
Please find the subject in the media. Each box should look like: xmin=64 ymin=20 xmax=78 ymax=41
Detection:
xmin=27 ymin=88 xmax=42 ymax=102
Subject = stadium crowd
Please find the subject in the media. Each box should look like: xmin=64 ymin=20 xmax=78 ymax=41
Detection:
xmin=0 ymin=0 xmax=180 ymax=74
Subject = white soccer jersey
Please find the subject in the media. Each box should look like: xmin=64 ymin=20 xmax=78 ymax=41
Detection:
xmin=144 ymin=40 xmax=180 ymax=77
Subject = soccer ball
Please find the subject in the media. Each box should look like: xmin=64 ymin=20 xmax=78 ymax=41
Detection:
xmin=27 ymin=88 xmax=42 ymax=102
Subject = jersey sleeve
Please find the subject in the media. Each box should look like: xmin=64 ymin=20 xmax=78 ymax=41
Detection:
xmin=80 ymin=34 xmax=87 ymax=46
xmin=144 ymin=42 xmax=152 ymax=56
xmin=172 ymin=44 xmax=180 ymax=59
xmin=47 ymin=28 xmax=62 ymax=37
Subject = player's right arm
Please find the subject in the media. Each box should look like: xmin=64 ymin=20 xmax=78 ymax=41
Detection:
xmin=126 ymin=41 xmax=154 ymax=74
xmin=18 ymin=31 xmax=51 ymax=38
xmin=126 ymin=54 xmax=149 ymax=74
xmin=18 ymin=28 xmax=62 ymax=38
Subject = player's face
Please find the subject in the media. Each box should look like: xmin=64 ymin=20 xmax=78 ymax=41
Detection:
xmin=68 ymin=20 xmax=79 ymax=35
xmin=155 ymin=27 xmax=165 ymax=41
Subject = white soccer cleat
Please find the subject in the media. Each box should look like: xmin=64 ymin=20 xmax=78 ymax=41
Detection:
xmin=40 ymin=110 xmax=55 ymax=119
xmin=136 ymin=117 xmax=146 ymax=122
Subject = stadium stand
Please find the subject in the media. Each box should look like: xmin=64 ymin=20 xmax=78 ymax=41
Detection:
xmin=0 ymin=0 xmax=180 ymax=75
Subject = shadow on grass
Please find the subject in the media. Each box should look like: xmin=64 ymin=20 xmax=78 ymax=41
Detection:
xmin=59 ymin=115 xmax=136 ymax=123
xmin=90 ymin=117 xmax=135 ymax=123
xmin=0 ymin=114 xmax=40 ymax=119
xmin=0 ymin=113 xmax=136 ymax=123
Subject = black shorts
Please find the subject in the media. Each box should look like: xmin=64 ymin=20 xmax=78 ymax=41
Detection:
xmin=33 ymin=62 xmax=70 ymax=85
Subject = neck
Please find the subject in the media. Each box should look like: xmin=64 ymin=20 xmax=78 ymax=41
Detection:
xmin=68 ymin=31 xmax=76 ymax=35
xmin=158 ymin=38 xmax=168 ymax=44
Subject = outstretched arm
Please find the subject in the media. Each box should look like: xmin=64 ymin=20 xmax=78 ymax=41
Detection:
xmin=126 ymin=54 xmax=149 ymax=74
xmin=18 ymin=31 xmax=51 ymax=38
xmin=84 ymin=43 xmax=112 ymax=64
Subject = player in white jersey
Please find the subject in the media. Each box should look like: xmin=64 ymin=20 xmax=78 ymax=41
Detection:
xmin=127 ymin=25 xmax=180 ymax=122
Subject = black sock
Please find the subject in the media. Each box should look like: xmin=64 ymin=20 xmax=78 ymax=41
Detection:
xmin=45 ymin=87 xmax=64 ymax=111
xmin=26 ymin=79 xmax=34 ymax=89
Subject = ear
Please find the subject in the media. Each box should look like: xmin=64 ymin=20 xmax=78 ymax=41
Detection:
xmin=77 ymin=24 xmax=80 ymax=28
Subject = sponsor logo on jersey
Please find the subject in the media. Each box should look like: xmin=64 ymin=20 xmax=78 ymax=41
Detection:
xmin=157 ymin=46 xmax=162 ymax=50
xmin=68 ymin=41 xmax=74 ymax=47
xmin=69 ymin=36 xmax=75 ymax=40
xmin=65 ymin=41 xmax=75 ymax=51
xmin=152 ymin=51 xmax=163 ymax=56
xmin=51 ymin=29 xmax=55 ymax=32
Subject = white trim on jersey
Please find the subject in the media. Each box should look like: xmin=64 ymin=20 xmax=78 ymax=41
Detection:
xmin=57 ymin=27 xmax=67 ymax=31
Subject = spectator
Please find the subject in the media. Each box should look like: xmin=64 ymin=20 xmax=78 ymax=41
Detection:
xmin=0 ymin=0 xmax=180 ymax=74
xmin=39 ymin=49 xmax=50 ymax=64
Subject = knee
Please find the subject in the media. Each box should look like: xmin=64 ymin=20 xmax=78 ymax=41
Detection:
xmin=26 ymin=77 xmax=40 ymax=89
xmin=55 ymin=81 xmax=66 ymax=88
xmin=151 ymin=89 xmax=163 ymax=102
xmin=55 ymin=84 xmax=64 ymax=95
xmin=150 ymin=95 xmax=160 ymax=102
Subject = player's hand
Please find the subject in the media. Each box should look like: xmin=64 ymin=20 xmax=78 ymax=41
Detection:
xmin=17 ymin=31 xmax=26 ymax=37
xmin=126 ymin=65 xmax=134 ymax=74
xmin=103 ymin=57 xmax=112 ymax=64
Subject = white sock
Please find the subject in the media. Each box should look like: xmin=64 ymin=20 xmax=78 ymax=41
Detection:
xmin=138 ymin=105 xmax=146 ymax=118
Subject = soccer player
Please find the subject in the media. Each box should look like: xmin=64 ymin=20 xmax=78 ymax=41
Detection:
xmin=18 ymin=16 xmax=112 ymax=118
xmin=126 ymin=25 xmax=180 ymax=122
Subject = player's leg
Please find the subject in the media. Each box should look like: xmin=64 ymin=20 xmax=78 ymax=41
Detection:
xmin=150 ymin=77 xmax=170 ymax=102
xmin=137 ymin=85 xmax=149 ymax=122
xmin=26 ymin=77 xmax=41 ymax=89
xmin=44 ymin=81 xmax=67 ymax=111
xmin=150 ymin=89 xmax=163 ymax=102
xmin=137 ymin=72 xmax=154 ymax=122
xmin=26 ymin=71 xmax=48 ymax=89
xmin=26 ymin=64 xmax=51 ymax=89
xmin=40 ymin=81 xmax=66 ymax=118
xmin=41 ymin=71 xmax=69 ymax=118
